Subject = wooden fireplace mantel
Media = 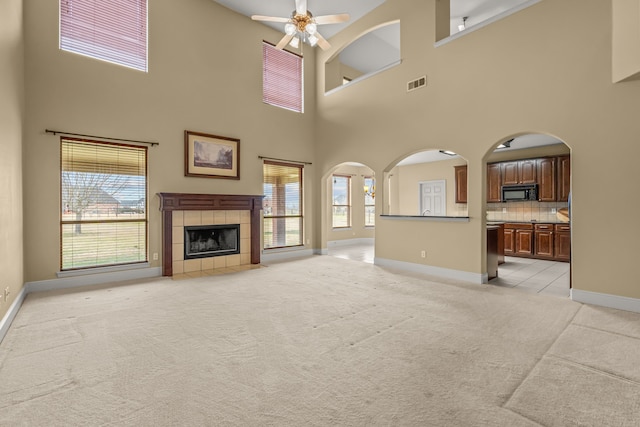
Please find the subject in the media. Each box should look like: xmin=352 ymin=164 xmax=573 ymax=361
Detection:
xmin=158 ymin=193 xmax=263 ymax=276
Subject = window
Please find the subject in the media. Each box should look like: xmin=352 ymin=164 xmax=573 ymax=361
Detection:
xmin=263 ymin=161 xmax=303 ymax=248
xmin=262 ymin=42 xmax=303 ymax=112
xmin=61 ymin=138 xmax=147 ymax=270
xmin=60 ymin=0 xmax=148 ymax=72
xmin=332 ymin=175 xmax=351 ymax=228
xmin=364 ymin=176 xmax=375 ymax=227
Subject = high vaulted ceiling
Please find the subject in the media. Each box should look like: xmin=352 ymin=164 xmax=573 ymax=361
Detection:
xmin=211 ymin=0 xmax=532 ymax=40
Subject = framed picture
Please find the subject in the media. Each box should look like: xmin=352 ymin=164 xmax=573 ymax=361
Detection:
xmin=184 ymin=131 xmax=240 ymax=180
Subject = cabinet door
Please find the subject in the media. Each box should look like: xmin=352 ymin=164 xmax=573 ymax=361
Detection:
xmin=537 ymin=157 xmax=557 ymax=201
xmin=555 ymin=231 xmax=571 ymax=261
xmin=534 ymin=230 xmax=554 ymax=258
xmin=515 ymin=229 xmax=533 ymax=255
xmin=504 ymin=228 xmax=515 ymax=255
xmin=487 ymin=163 xmax=502 ymax=202
xmin=519 ymin=159 xmax=537 ymax=184
xmin=502 ymin=162 xmax=519 ymax=185
xmin=557 ymin=155 xmax=571 ymax=202
xmin=454 ymin=165 xmax=467 ymax=204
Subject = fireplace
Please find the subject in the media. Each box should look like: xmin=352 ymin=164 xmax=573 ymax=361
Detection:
xmin=158 ymin=193 xmax=263 ymax=276
xmin=184 ymin=224 xmax=240 ymax=260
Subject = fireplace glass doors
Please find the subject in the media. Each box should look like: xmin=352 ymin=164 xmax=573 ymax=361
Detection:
xmin=184 ymin=224 xmax=240 ymax=260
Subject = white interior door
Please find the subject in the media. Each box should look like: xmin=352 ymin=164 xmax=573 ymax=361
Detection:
xmin=420 ymin=180 xmax=446 ymax=216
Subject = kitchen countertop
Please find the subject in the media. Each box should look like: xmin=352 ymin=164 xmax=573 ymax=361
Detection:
xmin=487 ymin=220 xmax=570 ymax=225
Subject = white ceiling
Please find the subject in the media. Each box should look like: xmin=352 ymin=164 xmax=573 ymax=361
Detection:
xmin=397 ymin=134 xmax=564 ymax=166
xmin=212 ymin=0 xmax=531 ymax=40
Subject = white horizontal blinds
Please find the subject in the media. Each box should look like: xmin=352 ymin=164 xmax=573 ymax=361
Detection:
xmin=262 ymin=42 xmax=303 ymax=112
xmin=263 ymin=161 xmax=303 ymax=248
xmin=60 ymin=0 xmax=148 ymax=72
xmin=61 ymin=138 xmax=147 ymax=270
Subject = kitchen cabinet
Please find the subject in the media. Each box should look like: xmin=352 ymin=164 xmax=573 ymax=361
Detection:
xmin=454 ymin=165 xmax=467 ymax=204
xmin=503 ymin=227 xmax=515 ymax=255
xmin=555 ymin=224 xmax=571 ymax=261
xmin=515 ymin=229 xmax=534 ymax=256
xmin=557 ymin=155 xmax=571 ymax=202
xmin=487 ymin=163 xmax=502 ymax=202
xmin=487 ymin=226 xmax=499 ymax=280
xmin=504 ymin=223 xmax=534 ymax=256
xmin=503 ymin=160 xmax=537 ymax=185
xmin=537 ymin=157 xmax=557 ymax=201
xmin=534 ymin=223 xmax=555 ymax=259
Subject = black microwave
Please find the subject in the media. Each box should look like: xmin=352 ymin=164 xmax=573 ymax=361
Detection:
xmin=501 ymin=184 xmax=538 ymax=202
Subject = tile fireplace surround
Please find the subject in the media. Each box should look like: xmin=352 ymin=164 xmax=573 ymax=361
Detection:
xmin=158 ymin=193 xmax=263 ymax=276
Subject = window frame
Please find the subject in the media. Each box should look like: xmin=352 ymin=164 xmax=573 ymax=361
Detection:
xmin=60 ymin=137 xmax=148 ymax=271
xmin=332 ymin=174 xmax=352 ymax=229
xmin=262 ymin=41 xmax=304 ymax=113
xmin=263 ymin=160 xmax=304 ymax=250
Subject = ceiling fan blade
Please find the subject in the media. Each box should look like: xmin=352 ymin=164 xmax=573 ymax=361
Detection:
xmin=275 ymin=33 xmax=295 ymax=50
xmin=295 ymin=0 xmax=307 ymax=15
xmin=251 ymin=15 xmax=290 ymax=23
xmin=314 ymin=31 xmax=331 ymax=50
xmin=314 ymin=14 xmax=350 ymax=25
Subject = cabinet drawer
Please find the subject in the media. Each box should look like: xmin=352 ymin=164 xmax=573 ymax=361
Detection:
xmin=534 ymin=223 xmax=554 ymax=231
xmin=504 ymin=223 xmax=533 ymax=230
xmin=555 ymin=224 xmax=570 ymax=232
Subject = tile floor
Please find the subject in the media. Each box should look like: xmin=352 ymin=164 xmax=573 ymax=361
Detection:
xmin=328 ymin=242 xmax=570 ymax=298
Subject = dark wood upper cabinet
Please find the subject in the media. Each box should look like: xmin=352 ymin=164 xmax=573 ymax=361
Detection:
xmin=502 ymin=161 xmax=519 ymax=185
xmin=557 ymin=155 xmax=571 ymax=202
xmin=454 ymin=165 xmax=468 ymax=204
xmin=502 ymin=159 xmax=537 ymax=185
xmin=487 ymin=163 xmax=502 ymax=202
xmin=537 ymin=157 xmax=557 ymax=201
xmin=519 ymin=159 xmax=537 ymax=184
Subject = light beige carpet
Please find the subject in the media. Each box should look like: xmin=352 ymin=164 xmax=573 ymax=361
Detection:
xmin=1 ymin=256 xmax=639 ymax=426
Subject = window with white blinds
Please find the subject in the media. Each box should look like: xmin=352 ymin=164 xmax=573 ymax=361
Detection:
xmin=262 ymin=42 xmax=303 ymax=113
xmin=61 ymin=138 xmax=147 ymax=270
xmin=263 ymin=161 xmax=303 ymax=249
xmin=60 ymin=0 xmax=148 ymax=72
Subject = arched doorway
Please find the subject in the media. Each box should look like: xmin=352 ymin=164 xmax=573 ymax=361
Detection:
xmin=484 ymin=134 xmax=572 ymax=296
xmin=323 ymin=162 xmax=376 ymax=263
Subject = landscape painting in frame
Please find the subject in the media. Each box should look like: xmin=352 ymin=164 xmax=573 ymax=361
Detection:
xmin=184 ymin=131 xmax=240 ymax=179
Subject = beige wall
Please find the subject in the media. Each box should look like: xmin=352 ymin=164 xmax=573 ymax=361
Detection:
xmin=0 ymin=0 xmax=24 ymax=319
xmin=327 ymin=164 xmax=375 ymax=242
xmin=22 ymin=0 xmax=317 ymax=281
xmin=391 ymin=157 xmax=468 ymax=217
xmin=315 ymin=0 xmax=640 ymax=298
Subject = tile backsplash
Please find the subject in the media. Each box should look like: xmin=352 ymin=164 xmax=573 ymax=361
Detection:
xmin=486 ymin=201 xmax=568 ymax=222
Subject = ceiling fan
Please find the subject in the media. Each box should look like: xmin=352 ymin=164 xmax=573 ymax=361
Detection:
xmin=251 ymin=0 xmax=349 ymax=50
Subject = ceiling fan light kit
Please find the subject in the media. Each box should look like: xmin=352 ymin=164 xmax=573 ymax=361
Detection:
xmin=251 ymin=0 xmax=349 ymax=51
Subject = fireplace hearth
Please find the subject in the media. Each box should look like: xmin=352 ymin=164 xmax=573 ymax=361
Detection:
xmin=184 ymin=224 xmax=240 ymax=260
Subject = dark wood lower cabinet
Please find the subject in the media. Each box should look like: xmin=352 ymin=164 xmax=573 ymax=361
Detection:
xmin=554 ymin=224 xmax=571 ymax=261
xmin=534 ymin=224 xmax=555 ymax=259
xmin=503 ymin=222 xmax=570 ymax=262
xmin=515 ymin=229 xmax=534 ymax=256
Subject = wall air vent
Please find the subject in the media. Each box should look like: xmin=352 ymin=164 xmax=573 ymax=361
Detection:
xmin=407 ymin=76 xmax=427 ymax=92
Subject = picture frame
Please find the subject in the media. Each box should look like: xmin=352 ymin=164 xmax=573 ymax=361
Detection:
xmin=184 ymin=131 xmax=240 ymax=180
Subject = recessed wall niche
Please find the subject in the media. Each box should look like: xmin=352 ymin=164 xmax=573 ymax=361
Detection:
xmin=325 ymin=21 xmax=401 ymax=93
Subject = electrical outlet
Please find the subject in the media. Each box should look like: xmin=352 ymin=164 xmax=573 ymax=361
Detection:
xmin=3 ymin=287 xmax=9 ymax=302
xmin=421 ymin=250 xmax=426 ymax=258
xmin=551 ymin=208 xmax=557 ymax=214
xmin=152 ymin=252 xmax=158 ymax=261
xmin=306 ymin=239 xmax=310 ymax=245
xmin=502 ymin=207 xmax=507 ymax=213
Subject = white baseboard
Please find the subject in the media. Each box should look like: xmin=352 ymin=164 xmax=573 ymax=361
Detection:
xmin=571 ymin=289 xmax=640 ymax=313
xmin=374 ymin=257 xmax=487 ymax=284
xmin=328 ymin=238 xmax=374 ymax=247
xmin=261 ymin=248 xmax=315 ymax=263
xmin=0 ymin=286 xmax=28 ymax=345
xmin=27 ymin=267 xmax=162 ymax=293
xmin=315 ymin=248 xmax=328 ymax=255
